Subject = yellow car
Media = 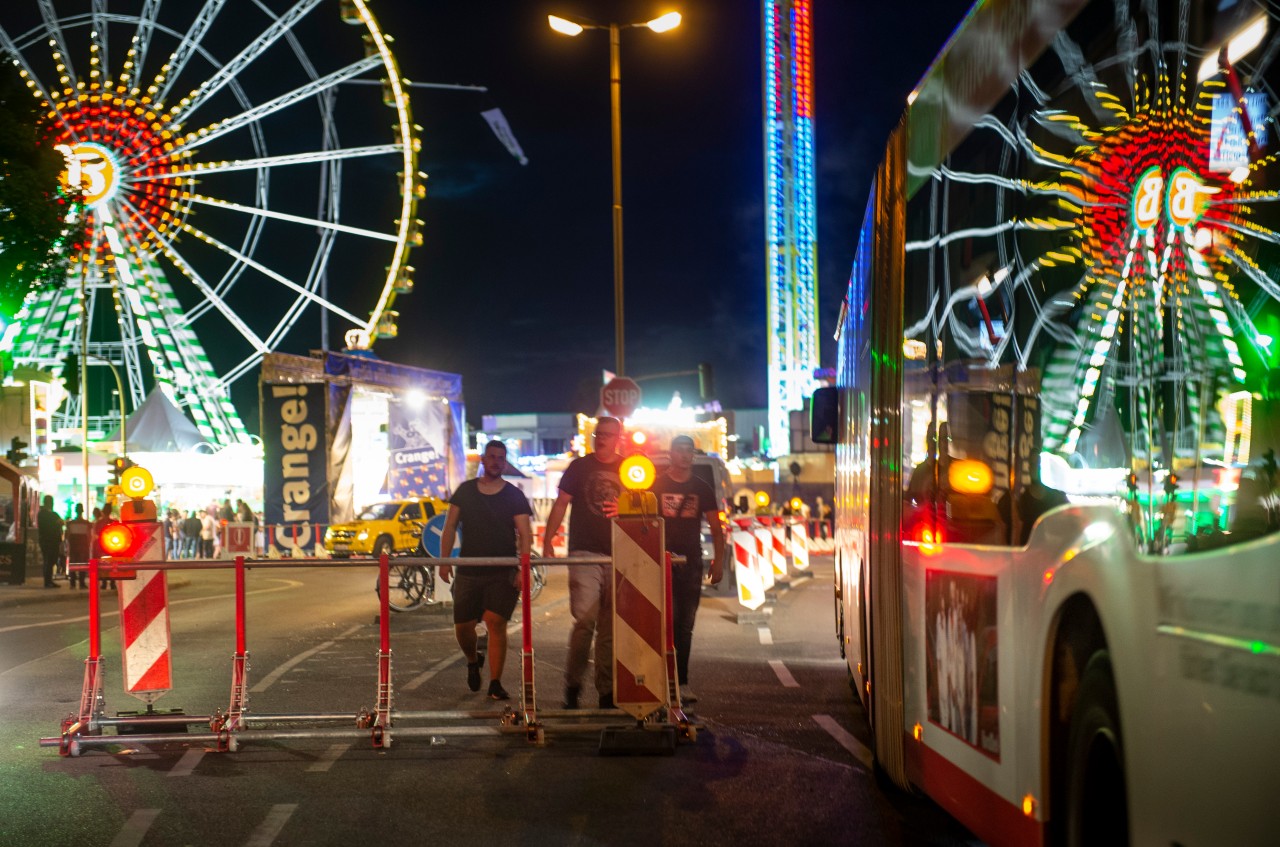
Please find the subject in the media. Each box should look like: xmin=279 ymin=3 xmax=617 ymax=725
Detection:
xmin=324 ymin=497 xmax=446 ymax=558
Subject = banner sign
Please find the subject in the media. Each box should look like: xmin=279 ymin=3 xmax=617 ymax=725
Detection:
xmin=262 ymin=382 xmax=328 ymax=553
xmin=387 ymin=397 xmax=450 ymax=500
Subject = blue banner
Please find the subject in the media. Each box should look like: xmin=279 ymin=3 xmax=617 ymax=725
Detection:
xmin=262 ymin=382 xmax=328 ymax=553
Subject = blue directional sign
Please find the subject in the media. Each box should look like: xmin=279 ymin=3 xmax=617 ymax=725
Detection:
xmin=420 ymin=513 xmax=461 ymax=558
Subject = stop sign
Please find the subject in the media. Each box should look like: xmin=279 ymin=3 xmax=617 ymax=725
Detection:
xmin=601 ymin=377 xmax=641 ymax=418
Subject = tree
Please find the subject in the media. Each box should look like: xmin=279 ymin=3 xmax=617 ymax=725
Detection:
xmin=0 ymin=63 xmax=75 ymax=318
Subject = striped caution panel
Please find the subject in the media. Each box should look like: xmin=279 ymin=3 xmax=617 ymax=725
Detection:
xmin=790 ymin=520 xmax=810 ymax=571
xmin=117 ymin=521 xmax=172 ymax=701
xmin=753 ymin=526 xmax=776 ymax=591
xmin=611 ymin=517 xmax=667 ymax=721
xmin=768 ymin=518 xmax=790 ymax=579
xmin=732 ymin=529 xmax=766 ymax=611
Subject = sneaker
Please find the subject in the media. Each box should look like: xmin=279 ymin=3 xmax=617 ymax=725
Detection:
xmin=598 ymin=693 xmax=615 ymax=710
xmin=562 ymin=685 xmax=581 ymax=709
xmin=466 ymin=652 xmax=485 ymax=692
xmin=487 ymin=680 xmax=510 ymax=701
xmin=679 ymin=685 xmax=698 ymax=705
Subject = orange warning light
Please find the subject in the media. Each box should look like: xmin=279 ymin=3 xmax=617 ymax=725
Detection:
xmin=619 ymin=454 xmax=656 ymax=491
xmin=99 ymin=522 xmax=139 ymax=558
xmin=949 ymin=459 xmax=994 ymax=495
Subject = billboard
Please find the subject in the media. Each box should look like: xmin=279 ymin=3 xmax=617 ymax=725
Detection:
xmin=262 ymin=382 xmax=328 ymax=554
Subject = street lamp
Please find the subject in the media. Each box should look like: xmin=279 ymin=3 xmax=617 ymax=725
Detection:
xmin=548 ymin=11 xmax=682 ymax=377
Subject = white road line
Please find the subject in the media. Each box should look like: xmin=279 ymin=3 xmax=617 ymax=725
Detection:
xmin=108 ymin=808 xmax=160 ymax=847
xmin=244 ymin=804 xmax=298 ymax=847
xmin=757 ymin=627 xmax=773 ymax=645
xmin=813 ymin=714 xmax=875 ymax=770
xmin=768 ymin=658 xmax=800 ymax=688
xmin=404 ymin=654 xmax=460 ymax=691
xmin=0 ymin=579 xmax=305 ymax=636
xmin=250 ymin=624 xmax=361 ymax=693
xmin=167 ymin=747 xmax=205 ymax=778
xmin=307 ymin=743 xmax=350 ymax=773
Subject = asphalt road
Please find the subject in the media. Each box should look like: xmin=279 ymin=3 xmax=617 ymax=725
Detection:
xmin=0 ymin=559 xmax=981 ymax=846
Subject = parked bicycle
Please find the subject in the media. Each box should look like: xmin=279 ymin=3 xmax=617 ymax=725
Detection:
xmin=377 ymin=555 xmax=547 ymax=613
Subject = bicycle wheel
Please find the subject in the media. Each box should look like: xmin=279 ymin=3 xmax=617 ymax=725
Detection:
xmin=382 ymin=564 xmax=433 ymax=612
xmin=528 ymin=563 xmax=546 ymax=602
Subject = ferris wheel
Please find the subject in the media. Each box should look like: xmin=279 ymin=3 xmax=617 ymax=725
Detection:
xmin=0 ymin=0 xmax=420 ymax=447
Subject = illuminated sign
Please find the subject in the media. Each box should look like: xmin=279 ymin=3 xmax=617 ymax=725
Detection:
xmin=56 ymin=141 xmax=117 ymax=206
xmin=1131 ymin=166 xmax=1164 ymax=232
xmin=1130 ymin=165 xmax=1218 ymax=231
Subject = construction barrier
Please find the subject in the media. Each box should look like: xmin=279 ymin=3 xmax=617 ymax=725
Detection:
xmin=790 ymin=520 xmax=811 ymax=572
xmin=47 ymin=549 xmax=696 ymax=757
xmin=118 ymin=522 xmax=172 ymax=700
xmin=731 ymin=528 xmax=766 ymax=612
xmin=611 ymin=516 xmax=668 ymax=720
xmin=767 ymin=518 xmax=790 ymax=582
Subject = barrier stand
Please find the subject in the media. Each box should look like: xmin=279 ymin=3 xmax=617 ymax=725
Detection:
xmin=211 ymin=556 xmax=249 ymax=751
xmin=60 ymin=558 xmax=105 ymax=756
xmin=788 ymin=518 xmax=811 ymax=580
xmin=45 ymin=554 xmax=699 ymax=755
xmin=730 ymin=529 xmax=769 ymax=625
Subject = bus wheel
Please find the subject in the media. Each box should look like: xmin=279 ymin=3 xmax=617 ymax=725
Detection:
xmin=1065 ymin=651 xmax=1128 ymax=847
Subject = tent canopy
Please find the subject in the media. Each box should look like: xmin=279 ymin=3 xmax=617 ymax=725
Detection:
xmin=106 ymin=389 xmax=208 ymax=453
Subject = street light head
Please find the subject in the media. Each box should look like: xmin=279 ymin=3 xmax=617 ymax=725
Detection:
xmin=548 ymin=15 xmax=585 ymax=36
xmin=646 ymin=12 xmax=682 ymax=33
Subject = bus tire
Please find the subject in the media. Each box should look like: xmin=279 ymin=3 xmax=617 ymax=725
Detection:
xmin=1065 ymin=651 xmax=1128 ymax=847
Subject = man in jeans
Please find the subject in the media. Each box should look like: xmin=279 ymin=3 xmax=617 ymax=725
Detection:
xmin=652 ymin=435 xmax=725 ymax=704
xmin=542 ymin=416 xmax=623 ymax=709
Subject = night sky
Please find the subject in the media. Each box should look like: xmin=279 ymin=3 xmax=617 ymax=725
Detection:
xmin=362 ymin=1 xmax=970 ymax=422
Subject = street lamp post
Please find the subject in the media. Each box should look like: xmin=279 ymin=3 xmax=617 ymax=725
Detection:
xmin=548 ymin=11 xmax=681 ymax=378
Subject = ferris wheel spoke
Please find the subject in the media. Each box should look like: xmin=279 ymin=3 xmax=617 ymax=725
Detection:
xmin=119 ymin=201 xmax=271 ymax=356
xmin=126 ymin=144 xmax=400 ymax=181
xmin=91 ymin=0 xmax=109 ymax=80
xmin=0 ymin=26 xmax=81 ymax=143
xmin=180 ymin=221 xmax=366 ymax=327
xmin=120 ymin=0 xmax=162 ymax=89
xmin=186 ymin=193 xmax=399 ymax=243
xmin=37 ymin=0 xmax=78 ymax=89
xmin=154 ymin=0 xmax=227 ymax=106
xmin=171 ymin=0 xmax=323 ymax=122
xmin=172 ymin=55 xmax=385 ymax=154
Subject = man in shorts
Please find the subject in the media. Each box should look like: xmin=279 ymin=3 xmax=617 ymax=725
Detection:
xmin=439 ymin=440 xmax=533 ymax=701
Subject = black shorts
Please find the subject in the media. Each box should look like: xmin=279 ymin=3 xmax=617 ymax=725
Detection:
xmin=452 ymin=572 xmax=520 ymax=624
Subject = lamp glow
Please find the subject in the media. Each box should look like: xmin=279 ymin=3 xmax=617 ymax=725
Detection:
xmin=620 ymin=454 xmax=656 ymax=490
xmin=98 ymin=522 xmax=136 ymax=557
xmin=646 ymin=12 xmax=682 ymax=33
xmin=1198 ymin=16 xmax=1268 ymax=81
xmin=120 ymin=465 xmax=154 ymax=499
xmin=548 ymin=15 xmax=584 ymax=36
xmin=949 ymin=459 xmax=994 ymax=495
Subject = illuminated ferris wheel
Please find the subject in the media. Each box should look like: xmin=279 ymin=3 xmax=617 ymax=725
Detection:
xmin=0 ymin=0 xmax=420 ymax=447
xmin=907 ymin=1 xmax=1280 ymax=469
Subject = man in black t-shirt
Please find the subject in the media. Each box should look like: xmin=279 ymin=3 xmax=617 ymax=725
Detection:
xmin=439 ymin=440 xmax=532 ymax=701
xmin=542 ymin=416 xmax=624 ymax=709
xmin=652 ymin=435 xmax=725 ymax=704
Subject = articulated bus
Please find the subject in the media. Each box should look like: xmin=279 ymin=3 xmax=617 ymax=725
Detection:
xmin=812 ymin=1 xmax=1280 ymax=845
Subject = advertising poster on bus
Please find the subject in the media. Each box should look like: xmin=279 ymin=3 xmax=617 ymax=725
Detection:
xmin=925 ymin=569 xmax=1000 ymax=759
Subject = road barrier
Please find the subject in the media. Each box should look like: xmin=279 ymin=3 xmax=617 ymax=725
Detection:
xmin=46 ymin=549 xmax=695 ymax=757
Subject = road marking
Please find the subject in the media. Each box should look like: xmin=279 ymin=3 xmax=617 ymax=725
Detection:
xmin=813 ymin=714 xmax=874 ymax=770
xmin=404 ymin=620 xmax=522 ymax=691
xmin=251 ymin=624 xmax=361 ymax=692
xmin=307 ymin=743 xmax=350 ymax=773
xmin=0 ymin=579 xmax=305 ymax=636
xmin=244 ymin=804 xmax=297 ymax=847
xmin=768 ymin=658 xmax=800 ymax=688
xmin=167 ymin=747 xmax=205 ymax=778
xmin=108 ymin=808 xmax=160 ymax=847
xmin=757 ymin=627 xmax=773 ymax=645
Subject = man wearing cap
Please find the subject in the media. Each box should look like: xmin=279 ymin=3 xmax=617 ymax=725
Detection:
xmin=652 ymin=435 xmax=725 ymax=704
xmin=542 ymin=416 xmax=624 ymax=709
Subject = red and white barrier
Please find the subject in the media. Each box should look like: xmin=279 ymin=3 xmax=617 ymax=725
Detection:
xmin=790 ymin=520 xmax=810 ymax=571
xmin=753 ymin=526 xmax=776 ymax=590
xmin=611 ymin=517 xmax=668 ymax=720
xmin=118 ymin=522 xmax=172 ymax=701
xmin=731 ymin=528 xmax=766 ymax=611
xmin=768 ymin=518 xmax=790 ymax=579
xmin=532 ymin=521 xmax=567 ymax=558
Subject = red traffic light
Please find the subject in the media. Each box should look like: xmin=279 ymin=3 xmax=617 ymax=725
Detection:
xmin=98 ymin=522 xmax=140 ymax=558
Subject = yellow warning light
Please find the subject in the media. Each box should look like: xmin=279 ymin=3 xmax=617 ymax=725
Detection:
xmin=948 ymin=459 xmax=994 ymax=495
xmin=789 ymin=496 xmax=803 ymax=512
xmin=619 ymin=454 xmax=656 ymax=491
xmin=1022 ymin=794 xmax=1038 ymax=817
xmin=913 ymin=722 xmax=923 ymax=741
xmin=120 ymin=465 xmax=154 ymax=499
xmin=755 ymin=491 xmax=771 ymax=508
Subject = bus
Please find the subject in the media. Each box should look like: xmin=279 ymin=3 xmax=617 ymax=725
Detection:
xmin=811 ymin=1 xmax=1280 ymax=845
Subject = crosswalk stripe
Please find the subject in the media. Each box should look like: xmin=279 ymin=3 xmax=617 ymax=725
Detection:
xmin=109 ymin=809 xmax=160 ymax=847
xmin=244 ymin=804 xmax=298 ymax=847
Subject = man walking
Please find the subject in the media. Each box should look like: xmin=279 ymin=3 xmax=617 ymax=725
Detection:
xmin=37 ymin=495 xmax=65 ymax=588
xmin=438 ymin=440 xmax=532 ymax=701
xmin=652 ymin=436 xmax=725 ymax=704
xmin=65 ymin=504 xmax=92 ymax=589
xmin=542 ymin=416 xmax=624 ymax=709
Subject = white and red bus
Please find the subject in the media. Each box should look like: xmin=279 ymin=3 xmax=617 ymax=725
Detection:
xmin=811 ymin=1 xmax=1280 ymax=845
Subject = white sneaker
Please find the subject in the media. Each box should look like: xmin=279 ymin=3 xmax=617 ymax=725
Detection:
xmin=679 ymin=685 xmax=698 ymax=704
